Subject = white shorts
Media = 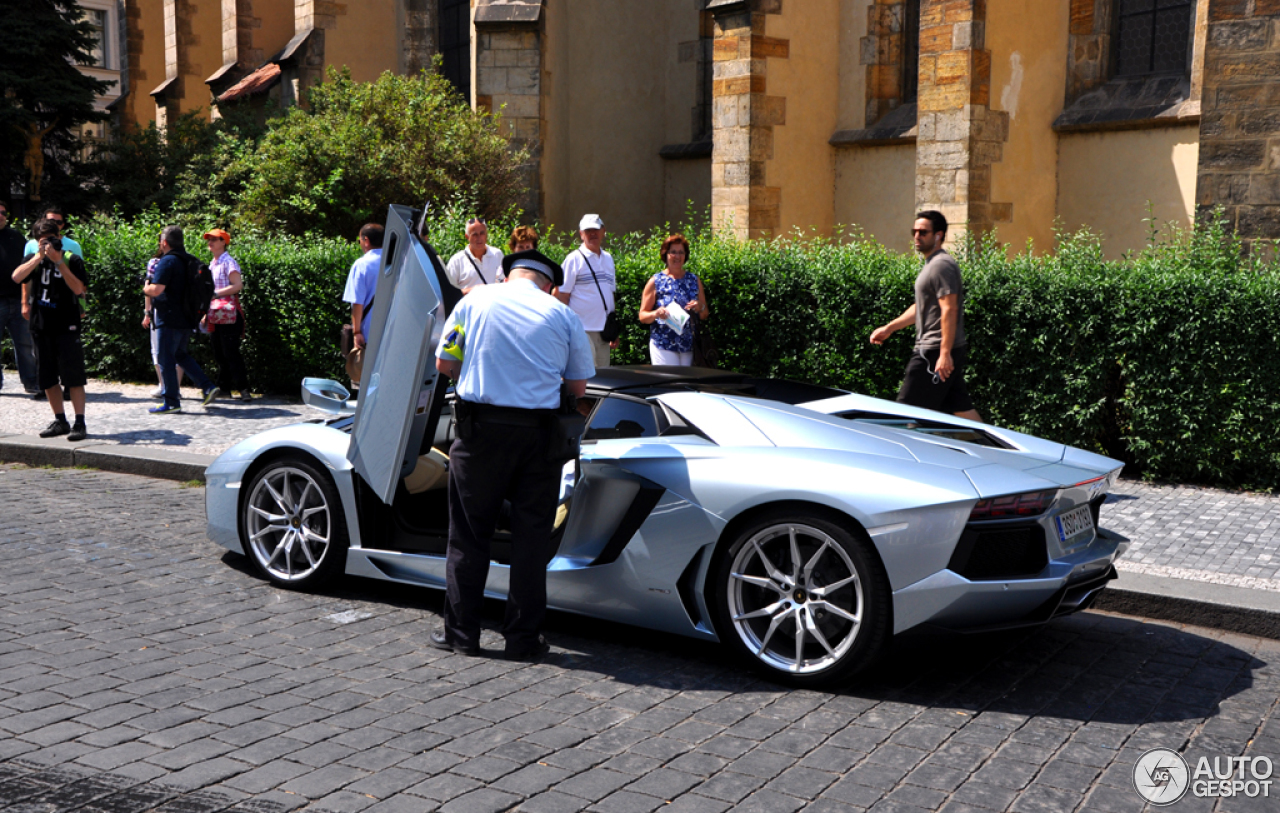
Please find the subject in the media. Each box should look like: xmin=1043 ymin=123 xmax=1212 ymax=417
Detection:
xmin=649 ymin=341 xmax=692 ymax=366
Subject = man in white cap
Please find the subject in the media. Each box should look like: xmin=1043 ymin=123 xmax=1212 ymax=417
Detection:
xmin=433 ymin=249 xmax=594 ymax=661
xmin=555 ymin=214 xmax=616 ymax=367
xmin=445 ymin=217 xmax=504 ymax=294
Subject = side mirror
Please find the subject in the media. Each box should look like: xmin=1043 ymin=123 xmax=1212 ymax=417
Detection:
xmin=302 ymin=377 xmax=355 ymax=415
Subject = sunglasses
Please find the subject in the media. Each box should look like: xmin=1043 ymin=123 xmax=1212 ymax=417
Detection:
xmin=911 ymin=228 xmax=933 ymax=236
xmin=0 ymin=211 xmax=8 ymax=217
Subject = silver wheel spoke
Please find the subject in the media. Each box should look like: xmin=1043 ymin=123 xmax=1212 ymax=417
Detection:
xmin=756 ymin=608 xmax=791 ymax=655
xmin=793 ymin=611 xmax=805 ymax=670
xmin=751 ymin=540 xmax=788 ymax=585
xmin=805 ymin=612 xmax=837 ymax=656
xmin=301 ymin=505 xmax=327 ymax=520
xmin=815 ymin=600 xmax=859 ymax=624
xmin=733 ymin=601 xmax=784 ymax=622
xmin=294 ymin=481 xmax=314 ymax=514
xmin=251 ymin=523 xmax=289 ymax=541
xmin=250 ymin=505 xmax=287 ymax=523
xmin=810 ymin=574 xmax=857 ymax=597
xmin=261 ymin=480 xmax=289 ymax=515
xmin=788 ymin=527 xmax=803 ymax=583
xmin=732 ymin=572 xmax=784 ymax=593
xmin=802 ymin=539 xmax=831 ymax=585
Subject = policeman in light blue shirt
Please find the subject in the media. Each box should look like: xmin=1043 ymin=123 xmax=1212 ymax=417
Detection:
xmin=433 ymin=249 xmax=594 ymax=661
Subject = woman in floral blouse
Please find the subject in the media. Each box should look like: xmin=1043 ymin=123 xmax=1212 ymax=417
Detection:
xmin=638 ymin=233 xmax=708 ymax=366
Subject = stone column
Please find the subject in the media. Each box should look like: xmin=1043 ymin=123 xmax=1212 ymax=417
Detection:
xmin=914 ymin=0 xmax=1010 ymax=243
xmin=708 ymin=0 xmax=787 ymax=241
xmin=206 ymin=0 xmax=258 ymax=105
xmin=1196 ymin=0 xmax=1280 ymax=251
xmin=474 ymin=1 xmax=544 ymax=220
xmin=154 ymin=0 xmax=192 ymax=127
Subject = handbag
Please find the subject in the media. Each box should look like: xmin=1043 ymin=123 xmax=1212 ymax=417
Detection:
xmin=207 ymin=296 xmax=239 ymax=325
xmin=580 ymin=249 xmax=620 ymax=343
xmin=690 ymin=285 xmax=719 ymax=367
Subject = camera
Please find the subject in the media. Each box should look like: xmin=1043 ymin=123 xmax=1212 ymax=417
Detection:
xmin=44 ymin=237 xmax=63 ymax=252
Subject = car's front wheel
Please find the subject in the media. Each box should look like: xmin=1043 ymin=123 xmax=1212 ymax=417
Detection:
xmin=712 ymin=510 xmax=891 ymax=687
xmin=242 ymin=455 xmax=348 ymax=589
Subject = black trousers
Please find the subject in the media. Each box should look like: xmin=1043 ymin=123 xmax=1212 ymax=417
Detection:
xmin=444 ymin=419 xmax=561 ymax=652
xmin=210 ymin=313 xmax=248 ymax=392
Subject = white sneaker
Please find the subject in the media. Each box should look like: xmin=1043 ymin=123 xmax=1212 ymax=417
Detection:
xmin=150 ymin=387 xmax=164 ymax=398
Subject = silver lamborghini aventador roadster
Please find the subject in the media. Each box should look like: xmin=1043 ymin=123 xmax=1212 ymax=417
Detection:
xmin=204 ymin=206 xmax=1129 ymax=687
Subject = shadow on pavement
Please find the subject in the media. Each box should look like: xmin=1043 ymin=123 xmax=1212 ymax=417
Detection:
xmin=88 ymin=429 xmax=194 ymax=446
xmin=219 ymin=550 xmax=1266 ymax=730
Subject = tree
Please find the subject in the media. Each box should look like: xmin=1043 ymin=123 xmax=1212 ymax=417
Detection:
xmin=221 ymin=66 xmax=530 ymax=237
xmin=0 ymin=0 xmax=111 ymax=210
xmin=81 ymin=109 xmax=262 ymax=219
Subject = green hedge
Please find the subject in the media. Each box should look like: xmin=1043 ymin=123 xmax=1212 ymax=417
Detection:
xmin=48 ymin=212 xmax=1280 ymax=490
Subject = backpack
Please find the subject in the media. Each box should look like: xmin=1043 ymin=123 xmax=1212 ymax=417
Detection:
xmin=180 ymin=252 xmax=215 ymax=327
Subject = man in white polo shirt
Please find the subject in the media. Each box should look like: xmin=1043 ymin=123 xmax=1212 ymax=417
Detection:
xmin=555 ymin=214 xmax=615 ymax=367
xmin=445 ymin=218 xmax=504 ymax=294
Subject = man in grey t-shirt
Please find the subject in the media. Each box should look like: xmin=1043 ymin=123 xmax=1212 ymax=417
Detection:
xmin=869 ymin=211 xmax=982 ymax=422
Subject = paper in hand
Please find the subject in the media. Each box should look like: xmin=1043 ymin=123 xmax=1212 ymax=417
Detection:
xmin=661 ymin=301 xmax=691 ymax=335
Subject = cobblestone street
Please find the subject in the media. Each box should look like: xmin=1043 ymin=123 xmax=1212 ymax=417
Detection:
xmin=0 ymin=464 xmax=1278 ymax=812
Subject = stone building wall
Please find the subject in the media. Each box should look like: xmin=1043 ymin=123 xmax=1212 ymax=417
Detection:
xmin=1196 ymin=0 xmax=1280 ymax=250
xmin=914 ymin=0 xmax=1010 ymax=241
xmin=708 ymin=0 xmax=788 ymax=241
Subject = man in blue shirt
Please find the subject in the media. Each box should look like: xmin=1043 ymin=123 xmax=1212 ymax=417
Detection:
xmin=142 ymin=226 xmax=219 ymax=414
xmin=433 ymin=249 xmax=595 ymax=660
xmin=341 ymin=223 xmax=383 ymax=390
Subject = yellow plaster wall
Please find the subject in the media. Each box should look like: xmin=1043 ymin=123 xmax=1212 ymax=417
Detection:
xmin=542 ymin=0 xmax=700 ymax=235
xmin=326 ymin=0 xmax=400 ymax=84
xmin=986 ymin=0 xmax=1069 ymax=254
xmin=1057 ymin=127 xmax=1200 ymax=259
xmin=253 ymin=1 xmax=295 ymax=65
xmin=837 ymin=0 xmax=871 ymax=131
xmin=665 ymin=160 xmax=713 ymax=227
xmin=835 ymin=145 xmax=917 ymax=250
xmin=124 ymin=0 xmax=167 ymax=127
xmin=178 ymin=0 xmax=224 ymax=117
xmin=765 ymin=0 xmax=840 ymax=237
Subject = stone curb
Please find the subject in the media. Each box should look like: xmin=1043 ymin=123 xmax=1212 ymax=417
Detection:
xmin=0 ymin=434 xmax=212 ymax=482
xmin=1094 ymin=570 xmax=1280 ymax=640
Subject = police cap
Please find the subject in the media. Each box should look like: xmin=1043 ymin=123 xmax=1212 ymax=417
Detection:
xmin=501 ymin=249 xmax=563 ymax=288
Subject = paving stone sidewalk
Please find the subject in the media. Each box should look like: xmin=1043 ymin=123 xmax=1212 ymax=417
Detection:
xmin=1 ymin=465 xmax=1278 ymax=813
xmin=0 ymin=374 xmax=309 ymax=457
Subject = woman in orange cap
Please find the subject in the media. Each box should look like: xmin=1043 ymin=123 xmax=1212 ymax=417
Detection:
xmin=203 ymin=228 xmax=251 ymax=401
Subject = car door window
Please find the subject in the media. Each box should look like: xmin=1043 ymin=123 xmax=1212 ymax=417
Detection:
xmin=584 ymin=397 xmax=658 ymax=441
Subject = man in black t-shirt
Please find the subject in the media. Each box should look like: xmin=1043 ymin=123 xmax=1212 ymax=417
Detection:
xmin=142 ymin=225 xmax=218 ymax=413
xmin=11 ymin=218 xmax=90 ymax=440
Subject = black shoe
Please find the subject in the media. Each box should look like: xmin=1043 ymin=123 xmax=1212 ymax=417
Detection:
xmin=68 ymin=423 xmax=87 ymax=442
xmin=503 ymin=636 xmax=550 ymax=662
xmin=39 ymin=419 xmax=71 ymax=438
xmin=430 ymin=629 xmax=480 ymax=657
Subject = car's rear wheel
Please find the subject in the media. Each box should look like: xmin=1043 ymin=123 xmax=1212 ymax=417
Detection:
xmin=242 ymin=455 xmax=348 ymax=589
xmin=712 ymin=510 xmax=891 ymax=687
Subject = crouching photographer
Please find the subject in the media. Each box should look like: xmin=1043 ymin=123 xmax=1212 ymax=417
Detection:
xmin=11 ymin=218 xmax=89 ymax=441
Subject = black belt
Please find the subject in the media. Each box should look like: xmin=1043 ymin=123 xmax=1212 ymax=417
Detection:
xmin=458 ymin=400 xmax=556 ymax=427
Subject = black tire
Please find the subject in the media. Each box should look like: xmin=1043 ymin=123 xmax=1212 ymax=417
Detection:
xmin=241 ymin=455 xmax=349 ymax=590
xmin=711 ymin=508 xmax=892 ymax=687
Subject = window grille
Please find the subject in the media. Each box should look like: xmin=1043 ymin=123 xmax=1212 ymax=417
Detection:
xmin=439 ymin=0 xmax=470 ymax=101
xmin=1114 ymin=0 xmax=1193 ymax=76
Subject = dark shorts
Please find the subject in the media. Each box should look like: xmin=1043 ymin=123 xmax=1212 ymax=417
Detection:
xmin=897 ymin=345 xmax=974 ymax=414
xmin=33 ymin=330 xmax=87 ymax=391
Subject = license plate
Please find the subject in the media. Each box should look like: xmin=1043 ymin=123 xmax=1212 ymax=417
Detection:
xmin=1055 ymin=505 xmax=1094 ymax=542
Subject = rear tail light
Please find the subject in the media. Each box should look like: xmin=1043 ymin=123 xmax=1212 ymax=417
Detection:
xmin=969 ymin=489 xmax=1057 ymax=521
